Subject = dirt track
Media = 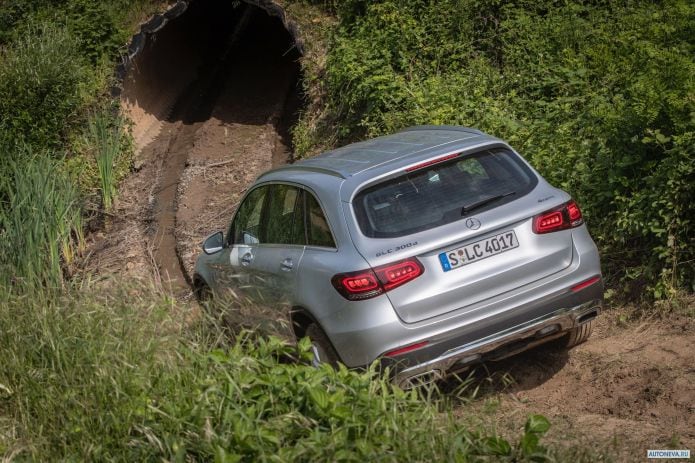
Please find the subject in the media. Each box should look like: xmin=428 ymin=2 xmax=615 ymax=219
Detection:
xmin=85 ymin=2 xmax=300 ymax=293
xmin=85 ymin=2 xmax=694 ymax=460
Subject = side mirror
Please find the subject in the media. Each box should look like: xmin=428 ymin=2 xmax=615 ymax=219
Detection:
xmin=202 ymin=231 xmax=224 ymax=255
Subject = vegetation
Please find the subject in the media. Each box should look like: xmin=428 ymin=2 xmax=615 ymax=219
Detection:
xmin=295 ymin=0 xmax=694 ymax=298
xmin=87 ymin=108 xmax=125 ymax=211
xmin=0 ymin=0 xmax=150 ymax=286
xmin=0 ymin=0 xmax=691 ymax=459
xmin=0 ymin=150 xmax=83 ymax=288
xmin=0 ymin=283 xmax=557 ymax=461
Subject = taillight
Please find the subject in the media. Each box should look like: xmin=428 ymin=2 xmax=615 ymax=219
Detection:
xmin=533 ymin=200 xmax=584 ymax=234
xmin=332 ymin=258 xmax=424 ymax=301
xmin=375 ymin=259 xmax=423 ymax=291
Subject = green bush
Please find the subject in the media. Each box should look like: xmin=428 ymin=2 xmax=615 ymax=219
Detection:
xmin=306 ymin=0 xmax=695 ymax=297
xmin=0 ymin=282 xmax=554 ymax=461
xmin=0 ymin=22 xmax=88 ymax=151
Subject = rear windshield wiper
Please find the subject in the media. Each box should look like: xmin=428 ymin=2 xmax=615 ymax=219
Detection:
xmin=461 ymin=191 xmax=516 ymax=216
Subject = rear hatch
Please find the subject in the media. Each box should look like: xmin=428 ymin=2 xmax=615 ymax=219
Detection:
xmin=351 ymin=148 xmax=574 ymax=324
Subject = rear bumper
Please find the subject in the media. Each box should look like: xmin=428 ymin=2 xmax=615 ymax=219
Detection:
xmin=387 ymin=294 xmax=602 ymax=388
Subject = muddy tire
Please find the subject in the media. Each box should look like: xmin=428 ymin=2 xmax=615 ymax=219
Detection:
xmin=306 ymin=323 xmax=339 ymax=367
xmin=194 ymin=280 xmax=213 ymax=305
xmin=563 ymin=320 xmax=594 ymax=348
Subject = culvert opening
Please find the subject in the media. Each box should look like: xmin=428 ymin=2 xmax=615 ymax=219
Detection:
xmin=120 ymin=0 xmax=304 ymax=289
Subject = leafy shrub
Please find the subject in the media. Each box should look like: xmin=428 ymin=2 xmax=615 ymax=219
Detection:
xmin=306 ymin=0 xmax=695 ymax=297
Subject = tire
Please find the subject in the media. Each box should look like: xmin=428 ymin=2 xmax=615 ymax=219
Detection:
xmin=563 ymin=320 xmax=594 ymax=348
xmin=194 ymin=280 xmax=213 ymax=306
xmin=305 ymin=323 xmax=340 ymax=368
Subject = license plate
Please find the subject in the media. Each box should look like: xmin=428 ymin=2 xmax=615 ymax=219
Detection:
xmin=438 ymin=231 xmax=519 ymax=272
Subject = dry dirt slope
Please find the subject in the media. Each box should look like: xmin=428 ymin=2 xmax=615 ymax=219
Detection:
xmin=458 ymin=306 xmax=694 ymax=461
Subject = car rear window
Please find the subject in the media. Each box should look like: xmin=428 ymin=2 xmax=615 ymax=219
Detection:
xmin=353 ymin=148 xmax=538 ymax=238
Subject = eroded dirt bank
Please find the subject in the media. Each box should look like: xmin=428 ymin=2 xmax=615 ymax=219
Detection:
xmin=457 ymin=308 xmax=694 ymax=461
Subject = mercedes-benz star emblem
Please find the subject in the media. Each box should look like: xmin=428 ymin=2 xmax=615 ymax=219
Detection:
xmin=465 ymin=218 xmax=481 ymax=230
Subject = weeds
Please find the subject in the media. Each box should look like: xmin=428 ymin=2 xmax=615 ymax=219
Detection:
xmin=0 ymin=149 xmax=83 ymax=288
xmin=87 ymin=108 xmax=124 ymax=211
xmin=0 ymin=21 xmax=87 ymax=151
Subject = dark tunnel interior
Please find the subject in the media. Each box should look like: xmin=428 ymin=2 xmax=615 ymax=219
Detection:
xmin=121 ymin=0 xmax=303 ymax=154
xmin=119 ymin=0 xmax=305 ymax=288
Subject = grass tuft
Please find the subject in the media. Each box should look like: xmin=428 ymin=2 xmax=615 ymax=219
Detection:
xmin=0 ymin=147 xmax=83 ymax=288
xmin=87 ymin=108 xmax=124 ymax=211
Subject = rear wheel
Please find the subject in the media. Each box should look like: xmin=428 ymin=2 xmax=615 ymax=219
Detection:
xmin=563 ymin=320 xmax=594 ymax=348
xmin=193 ymin=279 xmax=213 ymax=307
xmin=305 ymin=323 xmax=339 ymax=367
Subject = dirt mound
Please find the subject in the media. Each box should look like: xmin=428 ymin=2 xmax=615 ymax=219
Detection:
xmin=458 ymin=308 xmax=695 ymax=461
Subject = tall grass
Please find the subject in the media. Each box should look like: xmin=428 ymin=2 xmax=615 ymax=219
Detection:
xmin=87 ymin=109 xmax=123 ymax=211
xmin=0 ymin=147 xmax=83 ymax=288
xmin=0 ymin=280 xmax=553 ymax=461
xmin=0 ymin=22 xmax=87 ymax=151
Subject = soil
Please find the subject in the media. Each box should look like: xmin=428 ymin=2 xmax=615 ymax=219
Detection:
xmin=85 ymin=2 xmax=301 ymax=295
xmin=455 ymin=308 xmax=694 ymax=461
xmin=84 ymin=2 xmax=694 ymax=460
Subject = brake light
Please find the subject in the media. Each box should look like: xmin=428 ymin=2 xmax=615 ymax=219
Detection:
xmin=405 ymin=152 xmax=460 ymax=172
xmin=332 ymin=258 xmax=424 ymax=300
xmin=341 ymin=273 xmax=380 ymax=293
xmin=375 ymin=259 xmax=423 ymax=291
xmin=533 ymin=200 xmax=584 ymax=234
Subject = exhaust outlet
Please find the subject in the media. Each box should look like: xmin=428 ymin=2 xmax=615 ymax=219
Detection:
xmin=577 ymin=309 xmax=598 ymax=325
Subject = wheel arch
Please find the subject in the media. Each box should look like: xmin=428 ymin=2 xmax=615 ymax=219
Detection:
xmin=290 ymin=305 xmax=344 ymax=362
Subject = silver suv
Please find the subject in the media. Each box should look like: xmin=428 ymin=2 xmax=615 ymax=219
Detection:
xmin=194 ymin=126 xmax=603 ymax=387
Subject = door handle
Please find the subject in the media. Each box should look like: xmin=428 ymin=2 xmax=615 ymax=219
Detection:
xmin=241 ymin=252 xmax=254 ymax=266
xmin=280 ymin=258 xmax=294 ymax=272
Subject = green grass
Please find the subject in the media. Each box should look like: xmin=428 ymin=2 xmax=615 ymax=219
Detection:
xmin=0 ymin=148 xmax=83 ymax=288
xmin=0 ymin=280 xmax=555 ymax=461
xmin=87 ymin=108 xmax=124 ymax=211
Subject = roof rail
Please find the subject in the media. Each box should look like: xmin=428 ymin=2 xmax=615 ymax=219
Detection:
xmin=399 ymin=125 xmax=484 ymax=136
xmin=257 ymin=164 xmax=348 ymax=180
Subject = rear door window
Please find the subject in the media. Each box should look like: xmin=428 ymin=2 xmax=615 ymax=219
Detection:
xmin=264 ymin=184 xmax=303 ymax=245
xmin=231 ymin=186 xmax=267 ymax=245
xmin=353 ymin=148 xmax=537 ymax=238
xmin=305 ymin=192 xmax=336 ymax=248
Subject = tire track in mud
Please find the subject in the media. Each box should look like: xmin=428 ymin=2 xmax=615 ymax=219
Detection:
xmin=150 ymin=7 xmax=256 ymax=288
xmin=144 ymin=6 xmax=301 ymax=290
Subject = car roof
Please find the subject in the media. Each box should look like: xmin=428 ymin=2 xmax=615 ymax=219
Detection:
xmin=258 ymin=126 xmax=495 ymax=180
